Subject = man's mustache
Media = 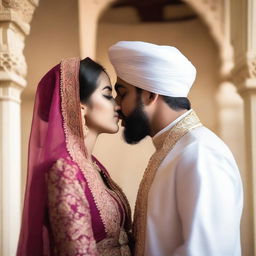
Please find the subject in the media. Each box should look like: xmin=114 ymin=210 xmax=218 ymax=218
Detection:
xmin=117 ymin=110 xmax=125 ymax=120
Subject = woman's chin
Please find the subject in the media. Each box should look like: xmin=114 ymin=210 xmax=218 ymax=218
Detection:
xmin=105 ymin=124 xmax=119 ymax=134
xmin=112 ymin=125 xmax=119 ymax=134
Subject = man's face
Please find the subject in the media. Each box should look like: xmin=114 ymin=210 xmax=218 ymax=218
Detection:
xmin=115 ymin=78 xmax=151 ymax=144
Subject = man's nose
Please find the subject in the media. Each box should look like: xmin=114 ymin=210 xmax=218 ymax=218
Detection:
xmin=114 ymin=98 xmax=121 ymax=111
xmin=114 ymin=95 xmax=121 ymax=107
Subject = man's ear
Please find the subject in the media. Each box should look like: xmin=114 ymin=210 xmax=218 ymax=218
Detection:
xmin=141 ymin=90 xmax=159 ymax=106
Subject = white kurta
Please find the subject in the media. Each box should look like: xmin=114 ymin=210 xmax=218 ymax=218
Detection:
xmin=145 ymin=114 xmax=243 ymax=256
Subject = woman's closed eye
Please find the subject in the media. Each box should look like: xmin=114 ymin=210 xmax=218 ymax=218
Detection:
xmin=102 ymin=85 xmax=114 ymax=101
xmin=103 ymin=95 xmax=114 ymax=100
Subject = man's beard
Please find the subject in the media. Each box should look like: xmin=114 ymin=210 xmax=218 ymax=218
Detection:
xmin=122 ymin=102 xmax=151 ymax=144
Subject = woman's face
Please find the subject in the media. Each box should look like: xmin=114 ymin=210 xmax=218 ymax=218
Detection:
xmin=82 ymin=71 xmax=120 ymax=134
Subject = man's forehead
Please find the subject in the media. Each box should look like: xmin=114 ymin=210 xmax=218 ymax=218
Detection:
xmin=115 ymin=77 xmax=135 ymax=90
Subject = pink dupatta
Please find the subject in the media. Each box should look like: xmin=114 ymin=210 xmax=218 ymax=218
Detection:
xmin=17 ymin=58 xmax=87 ymax=255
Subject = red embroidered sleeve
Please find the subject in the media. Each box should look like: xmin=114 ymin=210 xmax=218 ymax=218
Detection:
xmin=47 ymin=157 xmax=98 ymax=256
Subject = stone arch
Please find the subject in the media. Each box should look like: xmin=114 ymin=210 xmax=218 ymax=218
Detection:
xmin=183 ymin=0 xmax=233 ymax=78
xmin=96 ymin=0 xmax=232 ymax=78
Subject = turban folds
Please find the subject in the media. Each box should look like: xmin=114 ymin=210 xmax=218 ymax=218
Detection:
xmin=108 ymin=41 xmax=196 ymax=97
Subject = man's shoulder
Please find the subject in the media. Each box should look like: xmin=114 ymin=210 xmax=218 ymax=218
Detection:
xmin=180 ymin=126 xmax=228 ymax=150
xmin=164 ymin=125 xmax=234 ymax=161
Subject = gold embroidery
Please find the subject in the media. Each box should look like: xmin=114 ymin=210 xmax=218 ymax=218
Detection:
xmin=108 ymin=180 xmax=132 ymax=230
xmin=133 ymin=110 xmax=202 ymax=256
xmin=96 ymin=163 xmax=132 ymax=230
xmin=47 ymin=157 xmax=98 ymax=256
xmin=97 ymin=228 xmax=131 ymax=256
xmin=92 ymin=161 xmax=132 ymax=233
xmin=59 ymin=58 xmax=131 ymax=253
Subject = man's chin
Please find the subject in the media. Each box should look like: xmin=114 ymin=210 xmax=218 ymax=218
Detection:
xmin=123 ymin=130 xmax=147 ymax=145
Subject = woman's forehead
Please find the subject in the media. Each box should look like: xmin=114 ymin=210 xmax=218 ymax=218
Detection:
xmin=97 ymin=71 xmax=112 ymax=89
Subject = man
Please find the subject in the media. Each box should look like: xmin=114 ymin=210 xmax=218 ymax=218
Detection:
xmin=108 ymin=41 xmax=243 ymax=256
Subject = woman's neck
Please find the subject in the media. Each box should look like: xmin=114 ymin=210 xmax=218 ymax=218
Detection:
xmin=84 ymin=130 xmax=98 ymax=161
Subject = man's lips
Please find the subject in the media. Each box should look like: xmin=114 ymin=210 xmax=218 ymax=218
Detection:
xmin=117 ymin=111 xmax=125 ymax=119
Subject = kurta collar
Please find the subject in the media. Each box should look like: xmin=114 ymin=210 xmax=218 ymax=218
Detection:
xmin=153 ymin=109 xmax=193 ymax=150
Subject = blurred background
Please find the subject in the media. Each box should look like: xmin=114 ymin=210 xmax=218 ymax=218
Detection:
xmin=0 ymin=0 xmax=255 ymax=255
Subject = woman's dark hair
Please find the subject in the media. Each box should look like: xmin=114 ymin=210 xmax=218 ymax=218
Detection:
xmin=79 ymin=57 xmax=106 ymax=103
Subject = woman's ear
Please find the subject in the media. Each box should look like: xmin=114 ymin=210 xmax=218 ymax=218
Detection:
xmin=80 ymin=103 xmax=88 ymax=116
xmin=141 ymin=90 xmax=159 ymax=106
xmin=80 ymin=103 xmax=89 ymax=137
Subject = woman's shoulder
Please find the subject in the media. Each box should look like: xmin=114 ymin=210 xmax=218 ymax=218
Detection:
xmin=52 ymin=156 xmax=75 ymax=167
xmin=48 ymin=156 xmax=80 ymax=183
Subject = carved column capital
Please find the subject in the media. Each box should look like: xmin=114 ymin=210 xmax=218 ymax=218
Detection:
xmin=0 ymin=0 xmax=39 ymax=35
xmin=184 ymin=0 xmax=233 ymax=79
xmin=183 ymin=0 xmax=224 ymax=46
xmin=0 ymin=0 xmax=38 ymax=95
xmin=232 ymin=55 xmax=256 ymax=94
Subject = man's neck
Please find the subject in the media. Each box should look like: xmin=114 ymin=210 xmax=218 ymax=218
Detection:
xmin=150 ymin=106 xmax=188 ymax=137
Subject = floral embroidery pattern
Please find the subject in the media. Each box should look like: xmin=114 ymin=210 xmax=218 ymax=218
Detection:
xmin=47 ymin=157 xmax=98 ymax=256
xmin=97 ymin=229 xmax=131 ymax=256
xmin=93 ymin=162 xmax=131 ymax=231
xmin=133 ymin=110 xmax=202 ymax=256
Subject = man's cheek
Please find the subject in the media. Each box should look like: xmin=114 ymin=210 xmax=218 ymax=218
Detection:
xmin=123 ymin=103 xmax=133 ymax=117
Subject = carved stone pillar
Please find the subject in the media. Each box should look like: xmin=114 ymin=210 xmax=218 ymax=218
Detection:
xmin=0 ymin=1 xmax=38 ymax=255
xmin=231 ymin=0 xmax=256 ymax=255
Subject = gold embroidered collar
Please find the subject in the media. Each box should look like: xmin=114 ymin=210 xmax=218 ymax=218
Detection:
xmin=152 ymin=127 xmax=171 ymax=151
xmin=152 ymin=110 xmax=200 ymax=151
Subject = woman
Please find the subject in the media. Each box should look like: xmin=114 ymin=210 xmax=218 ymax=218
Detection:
xmin=17 ymin=57 xmax=132 ymax=256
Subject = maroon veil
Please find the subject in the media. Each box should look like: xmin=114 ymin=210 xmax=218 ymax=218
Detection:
xmin=17 ymin=58 xmax=87 ymax=255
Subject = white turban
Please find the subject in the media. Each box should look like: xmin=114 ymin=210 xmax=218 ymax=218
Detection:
xmin=108 ymin=41 xmax=196 ymax=97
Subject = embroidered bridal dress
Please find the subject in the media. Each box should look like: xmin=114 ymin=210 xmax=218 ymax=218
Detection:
xmin=17 ymin=58 xmax=131 ymax=256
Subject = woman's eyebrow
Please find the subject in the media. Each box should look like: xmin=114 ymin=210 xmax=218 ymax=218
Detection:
xmin=102 ymin=86 xmax=112 ymax=91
